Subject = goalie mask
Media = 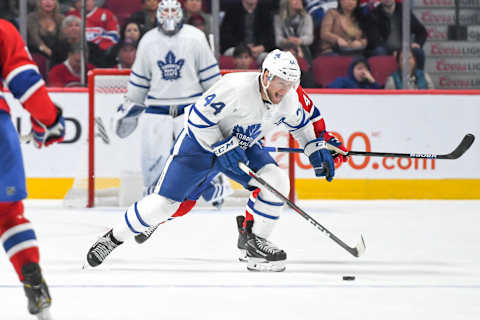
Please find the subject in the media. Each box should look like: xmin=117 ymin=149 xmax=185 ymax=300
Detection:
xmin=261 ymin=49 xmax=301 ymax=104
xmin=157 ymin=0 xmax=183 ymax=36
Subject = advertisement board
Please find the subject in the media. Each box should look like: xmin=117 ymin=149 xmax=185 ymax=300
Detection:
xmin=7 ymin=90 xmax=480 ymax=199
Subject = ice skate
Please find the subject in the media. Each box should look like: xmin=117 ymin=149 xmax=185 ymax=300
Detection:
xmin=22 ymin=263 xmax=52 ymax=319
xmin=86 ymin=230 xmax=123 ymax=267
xmin=134 ymin=223 xmax=160 ymax=244
xmin=236 ymin=215 xmax=248 ymax=262
xmin=244 ymin=220 xmax=287 ymax=272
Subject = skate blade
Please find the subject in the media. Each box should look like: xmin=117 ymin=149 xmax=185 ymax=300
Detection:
xmin=247 ymin=257 xmax=286 ymax=272
xmin=36 ymin=307 xmax=53 ymax=320
xmin=238 ymin=249 xmax=248 ymax=262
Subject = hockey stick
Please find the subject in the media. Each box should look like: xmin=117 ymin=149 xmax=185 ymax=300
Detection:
xmin=238 ymin=162 xmax=366 ymax=258
xmin=262 ymin=133 xmax=475 ymax=160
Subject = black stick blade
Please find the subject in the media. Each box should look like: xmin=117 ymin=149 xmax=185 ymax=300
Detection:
xmin=439 ymin=133 xmax=475 ymax=159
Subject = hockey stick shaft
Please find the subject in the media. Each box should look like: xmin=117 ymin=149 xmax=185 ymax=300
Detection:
xmin=263 ymin=133 xmax=475 ymax=160
xmin=238 ymin=162 xmax=366 ymax=258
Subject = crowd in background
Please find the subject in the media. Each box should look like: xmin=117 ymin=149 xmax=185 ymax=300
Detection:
xmin=0 ymin=0 xmax=434 ymax=89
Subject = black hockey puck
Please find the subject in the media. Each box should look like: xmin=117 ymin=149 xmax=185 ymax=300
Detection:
xmin=342 ymin=276 xmax=355 ymax=281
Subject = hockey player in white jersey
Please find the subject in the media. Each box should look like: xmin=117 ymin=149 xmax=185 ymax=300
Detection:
xmin=114 ymin=0 xmax=231 ymax=204
xmin=86 ymin=49 xmax=337 ymax=272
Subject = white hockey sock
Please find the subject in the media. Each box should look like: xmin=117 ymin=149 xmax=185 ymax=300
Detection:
xmin=112 ymin=193 xmax=180 ymax=241
xmin=247 ymin=164 xmax=289 ymax=238
xmin=247 ymin=192 xmax=285 ymax=238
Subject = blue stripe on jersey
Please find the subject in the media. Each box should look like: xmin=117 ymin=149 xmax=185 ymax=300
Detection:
xmin=105 ymin=32 xmax=119 ymax=42
xmin=188 ymin=119 xmax=215 ymax=129
xmin=8 ymin=69 xmax=42 ymax=100
xmin=247 ymin=199 xmax=279 ymax=220
xmin=2 ymin=229 xmax=36 ymax=252
xmin=134 ymin=202 xmax=150 ymax=227
xmin=284 ymin=110 xmax=309 ymax=130
xmin=131 ymin=70 xmax=151 ymax=81
xmin=257 ymin=195 xmax=284 ymax=206
xmin=147 ymin=92 xmax=202 ymax=100
xmin=129 ymin=80 xmax=150 ymax=89
xmin=310 ymin=107 xmax=321 ymax=120
xmin=124 ymin=212 xmax=140 ymax=234
xmin=199 ymin=73 xmax=221 ymax=83
xmin=191 ymin=104 xmax=216 ymax=126
xmin=199 ymin=63 xmax=218 ymax=73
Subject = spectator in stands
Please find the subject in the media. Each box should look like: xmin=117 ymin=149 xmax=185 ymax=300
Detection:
xmin=131 ymin=0 xmax=159 ymax=32
xmin=0 ymin=1 xmax=18 ymax=26
xmin=187 ymin=14 xmax=207 ymax=35
xmin=319 ymin=0 xmax=368 ymax=56
xmin=366 ymin=0 xmax=427 ymax=56
xmin=68 ymin=0 xmax=119 ymax=52
xmin=220 ymin=0 xmax=275 ymax=65
xmin=114 ymin=39 xmax=137 ymax=69
xmin=274 ymin=0 xmax=314 ymax=64
xmin=8 ymin=0 xmax=37 ymax=17
xmin=27 ymin=0 xmax=64 ymax=58
xmin=233 ymin=44 xmax=255 ymax=69
xmin=48 ymin=43 xmax=94 ymax=87
xmin=50 ymin=15 xmax=105 ymax=67
xmin=183 ymin=0 xmax=211 ymax=36
xmin=384 ymin=48 xmax=434 ymax=89
xmin=104 ymin=20 xmax=144 ymax=67
xmin=327 ymin=56 xmax=380 ymax=88
xmin=281 ymin=42 xmax=316 ymax=88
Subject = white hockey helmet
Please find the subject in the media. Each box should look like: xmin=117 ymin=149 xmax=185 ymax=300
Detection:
xmin=261 ymin=49 xmax=301 ymax=103
xmin=157 ymin=0 xmax=183 ymax=36
xmin=262 ymin=49 xmax=301 ymax=85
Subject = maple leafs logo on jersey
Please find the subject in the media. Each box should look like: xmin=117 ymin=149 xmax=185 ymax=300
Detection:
xmin=157 ymin=51 xmax=184 ymax=81
xmin=233 ymin=124 xmax=262 ymax=149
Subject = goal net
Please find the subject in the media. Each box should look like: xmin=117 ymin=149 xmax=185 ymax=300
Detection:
xmin=64 ymin=69 xmax=296 ymax=208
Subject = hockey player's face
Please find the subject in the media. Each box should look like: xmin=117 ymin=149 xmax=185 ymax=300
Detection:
xmin=267 ymin=76 xmax=295 ymax=104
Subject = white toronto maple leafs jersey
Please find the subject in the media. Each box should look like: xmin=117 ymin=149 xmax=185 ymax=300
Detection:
xmin=187 ymin=72 xmax=316 ymax=152
xmin=126 ymin=25 xmax=221 ymax=106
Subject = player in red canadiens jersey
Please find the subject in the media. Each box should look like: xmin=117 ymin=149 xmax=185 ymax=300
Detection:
xmin=0 ymin=19 xmax=65 ymax=319
xmin=132 ymin=84 xmax=349 ymax=258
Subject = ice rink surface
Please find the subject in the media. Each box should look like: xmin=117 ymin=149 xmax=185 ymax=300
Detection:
xmin=1 ymin=200 xmax=480 ymax=320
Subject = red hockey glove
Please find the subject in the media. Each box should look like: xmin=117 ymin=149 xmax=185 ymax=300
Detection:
xmin=323 ymin=131 xmax=348 ymax=164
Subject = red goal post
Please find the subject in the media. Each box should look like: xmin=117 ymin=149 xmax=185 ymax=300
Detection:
xmin=86 ymin=68 xmax=296 ymax=208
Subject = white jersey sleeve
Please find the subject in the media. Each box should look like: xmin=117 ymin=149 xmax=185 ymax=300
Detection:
xmin=125 ymin=36 xmax=152 ymax=105
xmin=186 ymin=78 xmax=237 ymax=152
xmin=195 ymin=33 xmax=221 ymax=92
xmin=280 ymin=93 xmax=316 ymax=147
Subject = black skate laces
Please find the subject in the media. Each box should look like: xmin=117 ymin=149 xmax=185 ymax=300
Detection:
xmin=255 ymin=236 xmax=283 ymax=255
xmin=143 ymin=225 xmax=157 ymax=237
xmin=91 ymin=236 xmax=118 ymax=261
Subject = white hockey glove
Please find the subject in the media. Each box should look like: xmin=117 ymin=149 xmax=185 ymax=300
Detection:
xmin=113 ymin=102 xmax=146 ymax=138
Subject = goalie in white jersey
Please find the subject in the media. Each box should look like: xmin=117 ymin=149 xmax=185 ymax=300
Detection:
xmin=114 ymin=0 xmax=230 ymax=204
xmin=87 ymin=49 xmax=339 ymax=272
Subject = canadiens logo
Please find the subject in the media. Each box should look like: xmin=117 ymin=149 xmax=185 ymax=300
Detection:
xmin=233 ymin=124 xmax=262 ymax=149
xmin=157 ymin=51 xmax=184 ymax=81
